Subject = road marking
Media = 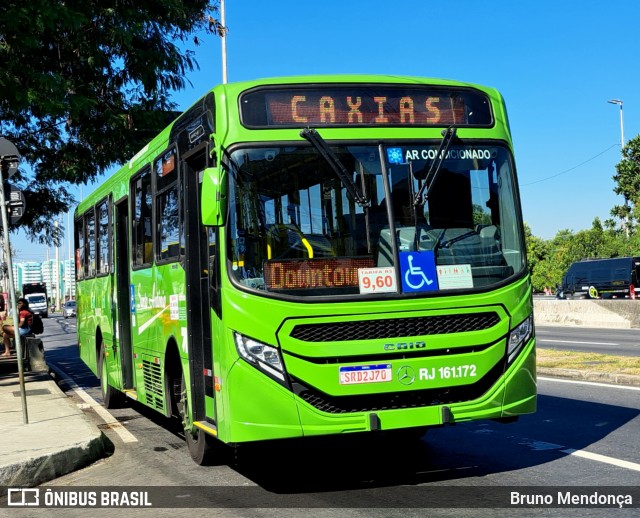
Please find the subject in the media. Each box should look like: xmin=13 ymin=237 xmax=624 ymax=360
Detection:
xmin=536 ymin=378 xmax=640 ymax=469
xmin=49 ymin=363 xmax=138 ymax=443
xmin=538 ymin=376 xmax=640 ymax=391
xmin=519 ymin=436 xmax=640 ymax=472
xmin=561 ymin=448 xmax=640 ymax=472
xmin=538 ymin=338 xmax=619 ymax=345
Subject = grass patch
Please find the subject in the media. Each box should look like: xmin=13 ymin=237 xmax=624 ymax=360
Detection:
xmin=537 ymin=348 xmax=640 ymax=376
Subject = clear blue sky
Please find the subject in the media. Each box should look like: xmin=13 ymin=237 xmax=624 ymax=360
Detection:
xmin=13 ymin=0 xmax=640 ymax=261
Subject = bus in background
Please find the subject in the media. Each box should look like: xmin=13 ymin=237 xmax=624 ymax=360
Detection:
xmin=75 ymin=75 xmax=536 ymax=465
xmin=559 ymin=257 xmax=640 ymax=299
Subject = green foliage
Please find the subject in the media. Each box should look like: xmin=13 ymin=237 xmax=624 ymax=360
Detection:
xmin=524 ymin=223 xmax=553 ymax=289
xmin=526 ymin=217 xmax=640 ymax=292
xmin=611 ymin=135 xmax=640 ymax=233
xmin=0 ymin=0 xmax=222 ymax=244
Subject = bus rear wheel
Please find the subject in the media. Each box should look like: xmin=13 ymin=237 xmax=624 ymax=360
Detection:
xmin=178 ymin=373 xmax=217 ymax=465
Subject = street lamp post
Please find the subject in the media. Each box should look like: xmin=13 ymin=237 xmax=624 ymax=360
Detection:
xmin=220 ymin=0 xmax=227 ymax=84
xmin=608 ymin=99 xmax=628 ymax=236
xmin=608 ymin=99 xmax=625 ymax=152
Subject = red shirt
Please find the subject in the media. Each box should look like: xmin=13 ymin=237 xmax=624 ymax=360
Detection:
xmin=19 ymin=309 xmax=32 ymax=329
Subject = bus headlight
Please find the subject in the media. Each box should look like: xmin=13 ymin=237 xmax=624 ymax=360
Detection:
xmin=507 ymin=315 xmax=533 ymax=364
xmin=234 ymin=332 xmax=285 ymax=381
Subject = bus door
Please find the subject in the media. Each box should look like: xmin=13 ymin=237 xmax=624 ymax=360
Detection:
xmin=181 ymin=145 xmax=215 ymax=423
xmin=114 ymin=197 xmax=134 ymax=389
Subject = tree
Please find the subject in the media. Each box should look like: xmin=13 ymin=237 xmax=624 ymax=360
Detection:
xmin=524 ymin=222 xmax=549 ymax=291
xmin=524 ymin=216 xmax=640 ymax=293
xmin=0 ymin=1 xmax=222 ymax=245
xmin=611 ymin=135 xmax=640 ymax=234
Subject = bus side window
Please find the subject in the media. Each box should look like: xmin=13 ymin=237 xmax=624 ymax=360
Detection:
xmin=131 ymin=168 xmax=153 ymax=267
xmin=157 ymin=186 xmax=180 ymax=261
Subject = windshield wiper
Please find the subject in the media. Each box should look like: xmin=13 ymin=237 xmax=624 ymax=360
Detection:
xmin=413 ymin=126 xmax=457 ymax=206
xmin=300 ymin=128 xmax=369 ymax=207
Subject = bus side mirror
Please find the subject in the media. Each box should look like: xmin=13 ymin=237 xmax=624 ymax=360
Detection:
xmin=201 ymin=167 xmax=227 ymax=226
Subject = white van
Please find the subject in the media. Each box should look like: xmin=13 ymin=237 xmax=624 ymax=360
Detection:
xmin=25 ymin=293 xmax=49 ymax=318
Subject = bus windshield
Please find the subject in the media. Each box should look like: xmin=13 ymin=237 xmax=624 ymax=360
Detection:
xmin=226 ymin=141 xmax=525 ymax=297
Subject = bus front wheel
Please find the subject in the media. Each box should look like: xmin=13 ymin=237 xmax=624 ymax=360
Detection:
xmin=178 ymin=373 xmax=217 ymax=465
xmin=99 ymin=345 xmax=123 ymax=409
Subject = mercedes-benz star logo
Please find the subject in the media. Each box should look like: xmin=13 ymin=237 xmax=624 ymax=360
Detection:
xmin=397 ymin=365 xmax=415 ymax=386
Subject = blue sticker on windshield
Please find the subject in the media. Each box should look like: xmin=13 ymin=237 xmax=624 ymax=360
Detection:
xmin=400 ymin=251 xmax=439 ymax=293
xmin=386 ymin=147 xmax=404 ymax=164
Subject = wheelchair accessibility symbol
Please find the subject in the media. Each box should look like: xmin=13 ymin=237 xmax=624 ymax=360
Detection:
xmin=400 ymin=251 xmax=438 ymax=293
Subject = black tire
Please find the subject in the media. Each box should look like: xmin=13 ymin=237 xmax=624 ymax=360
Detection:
xmin=178 ymin=373 xmax=219 ymax=465
xmin=100 ymin=346 xmax=123 ymax=409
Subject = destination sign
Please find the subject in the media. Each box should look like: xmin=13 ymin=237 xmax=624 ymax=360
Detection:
xmin=264 ymin=257 xmax=375 ymax=291
xmin=241 ymin=85 xmax=492 ymax=128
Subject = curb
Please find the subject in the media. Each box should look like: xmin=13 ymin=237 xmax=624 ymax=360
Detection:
xmin=1 ymin=429 xmax=107 ymax=487
xmin=0 ymin=372 xmax=110 ymax=487
xmin=538 ymin=368 xmax=640 ymax=387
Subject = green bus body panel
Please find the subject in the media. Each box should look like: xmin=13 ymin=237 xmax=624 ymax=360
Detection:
xmin=128 ymin=264 xmax=186 ymax=413
xmin=77 ymin=262 xmax=187 ymax=415
xmin=74 ymin=74 xmax=534 ymax=446
xmin=77 ymin=276 xmax=114 ymax=375
xmin=214 ymin=275 xmax=534 ymax=443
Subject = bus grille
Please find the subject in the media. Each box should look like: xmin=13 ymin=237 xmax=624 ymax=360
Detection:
xmin=293 ymin=361 xmax=505 ymax=414
xmin=142 ymin=360 xmax=164 ymax=411
xmin=289 ymin=312 xmax=500 ymax=342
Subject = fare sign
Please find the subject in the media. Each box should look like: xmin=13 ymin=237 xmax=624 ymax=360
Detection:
xmin=357 ymin=267 xmax=397 ymax=294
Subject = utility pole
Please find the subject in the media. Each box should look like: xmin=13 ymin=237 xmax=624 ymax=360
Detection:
xmin=55 ymin=219 xmax=61 ymax=310
xmin=67 ymin=210 xmax=72 ymax=299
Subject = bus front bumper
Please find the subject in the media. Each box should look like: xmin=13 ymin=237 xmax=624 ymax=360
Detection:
xmin=221 ymin=339 xmax=536 ymax=443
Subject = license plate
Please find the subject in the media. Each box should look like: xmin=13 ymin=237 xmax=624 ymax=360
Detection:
xmin=339 ymin=364 xmax=392 ymax=385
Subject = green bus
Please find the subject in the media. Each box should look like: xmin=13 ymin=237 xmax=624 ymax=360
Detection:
xmin=75 ymin=74 xmax=536 ymax=464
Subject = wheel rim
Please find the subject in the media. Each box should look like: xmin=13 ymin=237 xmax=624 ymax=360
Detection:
xmin=179 ymin=377 xmax=197 ymax=439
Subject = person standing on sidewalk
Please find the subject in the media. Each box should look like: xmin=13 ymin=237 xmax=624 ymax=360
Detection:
xmin=2 ymin=298 xmax=32 ymax=357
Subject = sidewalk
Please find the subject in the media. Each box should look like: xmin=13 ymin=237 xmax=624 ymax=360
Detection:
xmin=0 ymin=355 xmax=638 ymax=489
xmin=0 ymin=358 xmax=107 ymax=487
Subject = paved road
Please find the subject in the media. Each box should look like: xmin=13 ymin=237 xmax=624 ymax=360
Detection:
xmin=536 ymin=325 xmax=640 ymax=356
